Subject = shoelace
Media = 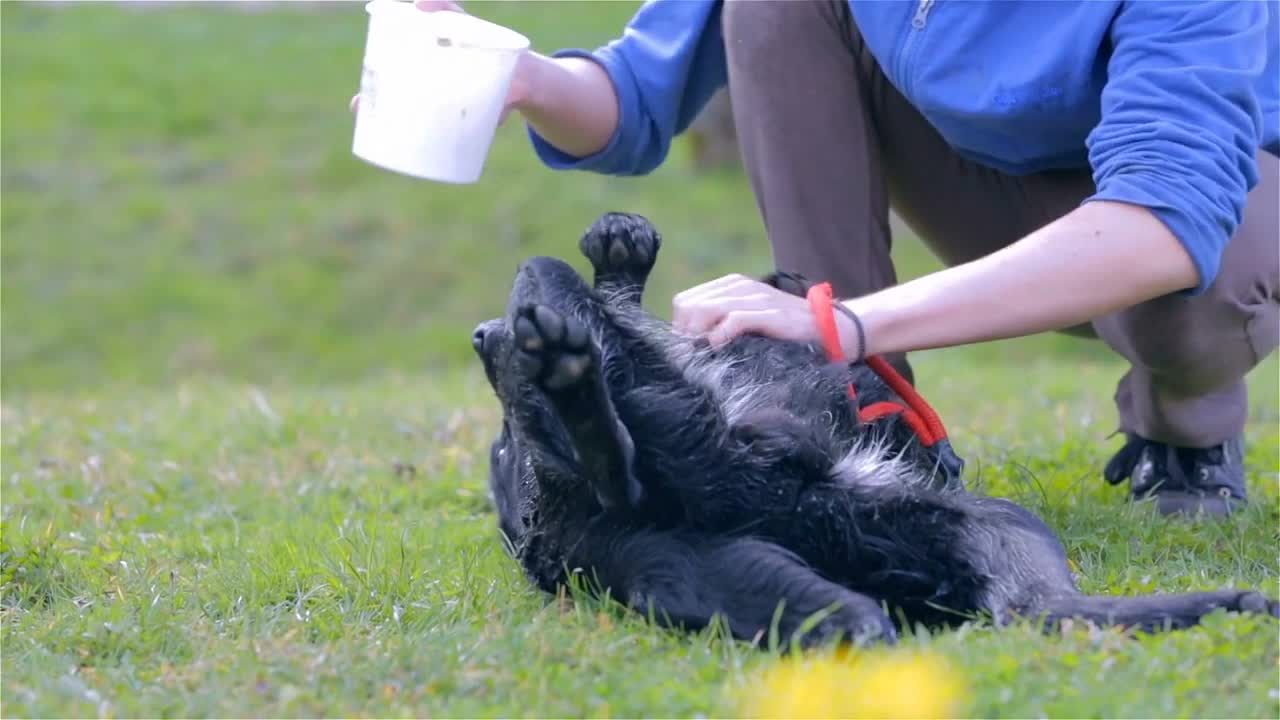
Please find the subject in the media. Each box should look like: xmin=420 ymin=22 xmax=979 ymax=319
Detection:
xmin=1103 ymin=434 xmax=1151 ymax=486
xmin=1105 ymin=434 xmax=1233 ymax=496
xmin=1163 ymin=443 xmax=1193 ymax=492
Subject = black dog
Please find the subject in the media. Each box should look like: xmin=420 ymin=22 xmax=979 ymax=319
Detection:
xmin=472 ymin=212 xmax=1278 ymax=648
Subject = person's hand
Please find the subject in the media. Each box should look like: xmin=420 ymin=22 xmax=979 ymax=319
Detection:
xmin=348 ymin=0 xmax=531 ymax=123
xmin=672 ymin=274 xmax=850 ymax=350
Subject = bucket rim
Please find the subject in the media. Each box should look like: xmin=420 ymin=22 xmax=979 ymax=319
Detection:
xmin=364 ymin=0 xmax=531 ymax=53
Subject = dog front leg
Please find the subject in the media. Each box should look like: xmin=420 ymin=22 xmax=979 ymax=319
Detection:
xmin=578 ymin=212 xmax=661 ymax=307
xmin=513 ymin=302 xmax=645 ymax=511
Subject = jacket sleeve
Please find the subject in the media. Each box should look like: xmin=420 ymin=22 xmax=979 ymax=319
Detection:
xmin=526 ymin=0 xmax=727 ymax=176
xmin=1084 ymin=0 xmax=1271 ymax=295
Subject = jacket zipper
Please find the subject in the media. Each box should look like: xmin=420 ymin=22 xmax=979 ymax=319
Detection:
xmin=912 ymin=0 xmax=935 ymax=29
xmin=896 ymin=0 xmax=936 ymax=98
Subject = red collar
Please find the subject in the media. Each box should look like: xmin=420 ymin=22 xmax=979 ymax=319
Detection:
xmin=806 ymin=282 xmax=950 ymax=448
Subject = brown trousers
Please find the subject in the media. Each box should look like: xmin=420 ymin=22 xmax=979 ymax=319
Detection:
xmin=721 ymin=0 xmax=1279 ymax=449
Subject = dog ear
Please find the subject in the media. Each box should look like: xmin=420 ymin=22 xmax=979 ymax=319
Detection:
xmin=759 ymin=270 xmax=814 ymax=298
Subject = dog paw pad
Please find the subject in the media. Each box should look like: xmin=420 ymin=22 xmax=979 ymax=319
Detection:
xmin=563 ymin=316 xmax=589 ymax=351
xmin=544 ymin=353 xmax=591 ymax=390
xmin=514 ymin=304 xmax=593 ymax=391
xmin=515 ymin=315 xmax=542 ymax=352
xmin=579 ymin=212 xmax=661 ymax=277
xmin=607 ymin=237 xmax=631 ymax=268
xmin=533 ymin=304 xmax=565 ymax=344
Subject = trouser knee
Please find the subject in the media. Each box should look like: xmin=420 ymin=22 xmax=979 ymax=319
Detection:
xmin=1098 ymin=296 xmax=1267 ymax=394
xmin=1094 ymin=149 xmax=1278 ymax=395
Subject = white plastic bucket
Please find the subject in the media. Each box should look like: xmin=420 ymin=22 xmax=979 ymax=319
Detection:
xmin=351 ymin=0 xmax=530 ymax=183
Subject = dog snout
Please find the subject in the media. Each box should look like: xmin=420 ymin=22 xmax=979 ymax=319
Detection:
xmin=472 ymin=319 xmax=504 ymax=357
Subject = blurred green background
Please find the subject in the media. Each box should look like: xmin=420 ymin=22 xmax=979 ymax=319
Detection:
xmin=2 ymin=0 xmax=1142 ymax=399
xmin=1 ymin=0 xmax=781 ymax=395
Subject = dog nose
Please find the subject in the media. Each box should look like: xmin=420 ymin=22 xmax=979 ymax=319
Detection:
xmin=472 ymin=319 xmax=503 ymax=356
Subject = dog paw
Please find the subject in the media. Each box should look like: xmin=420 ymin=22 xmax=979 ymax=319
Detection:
xmin=845 ymin=609 xmax=898 ymax=647
xmin=1233 ymin=591 xmax=1280 ymax=618
xmin=514 ymin=304 xmax=593 ymax=391
xmin=795 ymin=609 xmax=897 ymax=652
xmin=579 ymin=212 xmax=662 ymax=280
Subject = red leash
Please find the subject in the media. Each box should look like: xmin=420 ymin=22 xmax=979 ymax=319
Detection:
xmin=805 ymin=282 xmax=950 ymax=448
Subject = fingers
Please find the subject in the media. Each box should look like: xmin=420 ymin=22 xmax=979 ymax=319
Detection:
xmin=672 ymin=273 xmax=819 ymax=347
xmin=672 ymin=274 xmax=759 ymax=335
xmin=671 ymin=273 xmax=756 ymax=332
xmin=675 ymin=291 xmax=777 ymax=337
xmin=349 ymin=93 xmax=359 ymax=113
xmin=705 ymin=309 xmax=781 ymax=348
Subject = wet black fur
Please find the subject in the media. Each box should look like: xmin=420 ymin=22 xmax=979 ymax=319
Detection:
xmin=472 ymin=212 xmax=1279 ymax=649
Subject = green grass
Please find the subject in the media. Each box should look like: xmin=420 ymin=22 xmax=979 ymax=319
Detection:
xmin=2 ymin=2 xmax=1277 ymax=717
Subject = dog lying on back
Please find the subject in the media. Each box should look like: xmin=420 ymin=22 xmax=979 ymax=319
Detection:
xmin=471 ymin=212 xmax=1278 ymax=648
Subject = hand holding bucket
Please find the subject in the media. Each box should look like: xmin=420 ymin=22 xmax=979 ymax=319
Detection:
xmin=351 ymin=0 xmax=530 ymax=183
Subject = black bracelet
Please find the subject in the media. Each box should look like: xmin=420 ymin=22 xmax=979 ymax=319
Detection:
xmin=831 ymin=301 xmax=867 ymax=364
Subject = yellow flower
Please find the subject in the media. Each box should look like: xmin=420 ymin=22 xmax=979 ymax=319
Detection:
xmin=732 ymin=647 xmax=969 ymax=719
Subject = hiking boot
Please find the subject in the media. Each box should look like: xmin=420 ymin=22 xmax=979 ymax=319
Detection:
xmin=1103 ymin=432 xmax=1247 ymax=517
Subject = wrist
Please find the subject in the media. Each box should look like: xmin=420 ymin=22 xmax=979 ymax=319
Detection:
xmin=508 ymin=50 xmax=549 ymax=114
xmin=511 ymin=53 xmax=603 ymax=113
xmin=832 ymin=300 xmax=868 ymax=362
xmin=837 ymin=292 xmax=905 ymax=359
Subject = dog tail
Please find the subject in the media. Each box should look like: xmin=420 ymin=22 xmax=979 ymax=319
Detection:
xmin=1028 ymin=589 xmax=1278 ymax=633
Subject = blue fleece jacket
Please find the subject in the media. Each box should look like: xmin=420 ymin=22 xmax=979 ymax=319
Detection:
xmin=528 ymin=0 xmax=1279 ymax=295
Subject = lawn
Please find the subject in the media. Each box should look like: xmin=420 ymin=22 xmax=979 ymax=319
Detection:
xmin=2 ymin=1 xmax=1277 ymax=718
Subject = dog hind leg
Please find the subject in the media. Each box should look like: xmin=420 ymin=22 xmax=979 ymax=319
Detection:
xmin=513 ymin=302 xmax=645 ymax=510
xmin=576 ymin=524 xmax=897 ymax=649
